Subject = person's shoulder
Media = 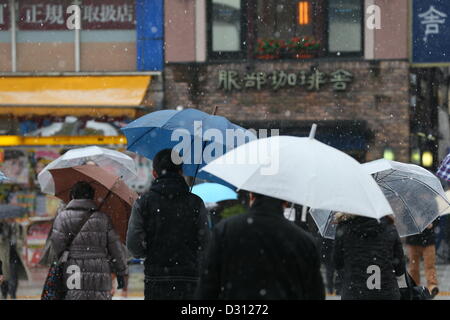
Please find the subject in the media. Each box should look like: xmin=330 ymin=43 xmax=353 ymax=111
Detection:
xmin=290 ymin=222 xmax=317 ymax=243
xmin=188 ymin=192 xmax=204 ymax=205
xmin=134 ymin=190 xmax=160 ymax=208
xmin=213 ymin=212 xmax=250 ymax=232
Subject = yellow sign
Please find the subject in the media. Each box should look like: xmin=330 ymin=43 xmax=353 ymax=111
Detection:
xmin=0 ymin=135 xmax=127 ymax=147
xmin=0 ymin=75 xmax=151 ymax=106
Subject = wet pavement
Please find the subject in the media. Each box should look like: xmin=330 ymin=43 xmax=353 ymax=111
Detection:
xmin=6 ymin=262 xmax=450 ymax=300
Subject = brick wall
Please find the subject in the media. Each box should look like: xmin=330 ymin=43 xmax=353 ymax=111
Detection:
xmin=164 ymin=59 xmax=411 ymax=162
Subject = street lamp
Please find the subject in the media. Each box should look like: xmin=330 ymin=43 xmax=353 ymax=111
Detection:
xmin=422 ymin=151 xmax=433 ymax=167
xmin=411 ymin=148 xmax=421 ymax=165
xmin=383 ymin=147 xmax=395 ymax=161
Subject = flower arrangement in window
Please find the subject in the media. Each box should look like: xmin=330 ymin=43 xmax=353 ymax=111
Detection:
xmin=285 ymin=36 xmax=320 ymax=58
xmin=255 ymin=36 xmax=320 ymax=60
xmin=255 ymin=39 xmax=283 ymax=59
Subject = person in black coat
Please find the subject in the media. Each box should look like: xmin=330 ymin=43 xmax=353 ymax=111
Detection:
xmin=195 ymin=193 xmax=325 ymax=300
xmin=126 ymin=149 xmax=210 ymax=300
xmin=333 ymin=214 xmax=405 ymax=300
xmin=0 ymin=260 xmax=3 ymax=284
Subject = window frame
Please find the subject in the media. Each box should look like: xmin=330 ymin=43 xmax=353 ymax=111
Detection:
xmin=206 ymin=0 xmax=248 ymax=60
xmin=325 ymin=0 xmax=365 ymax=58
xmin=206 ymin=0 xmax=364 ymax=61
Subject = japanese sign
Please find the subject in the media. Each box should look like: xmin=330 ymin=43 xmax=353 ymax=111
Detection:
xmin=412 ymin=0 xmax=450 ymax=66
xmin=18 ymin=0 xmax=135 ymax=30
xmin=218 ymin=69 xmax=354 ymax=92
xmin=81 ymin=0 xmax=135 ymax=30
xmin=0 ymin=0 xmax=9 ymax=31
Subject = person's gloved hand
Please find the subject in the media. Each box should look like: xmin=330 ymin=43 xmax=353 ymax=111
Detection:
xmin=117 ymin=275 xmax=128 ymax=290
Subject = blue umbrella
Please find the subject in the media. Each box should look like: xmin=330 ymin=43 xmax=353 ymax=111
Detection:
xmin=192 ymin=182 xmax=238 ymax=203
xmin=121 ymin=108 xmax=256 ymax=188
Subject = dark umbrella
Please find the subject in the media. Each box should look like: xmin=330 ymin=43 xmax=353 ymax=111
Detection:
xmin=48 ymin=165 xmax=138 ymax=243
xmin=0 ymin=204 xmax=28 ymax=219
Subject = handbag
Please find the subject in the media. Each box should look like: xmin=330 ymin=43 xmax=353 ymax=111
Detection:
xmin=41 ymin=209 xmax=94 ymax=300
xmin=406 ymin=272 xmax=432 ymax=300
xmin=398 ymin=260 xmax=432 ymax=300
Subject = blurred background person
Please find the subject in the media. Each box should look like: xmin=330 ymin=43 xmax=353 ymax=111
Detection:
xmin=0 ymin=218 xmax=30 ymax=299
xmin=405 ymin=219 xmax=440 ymax=298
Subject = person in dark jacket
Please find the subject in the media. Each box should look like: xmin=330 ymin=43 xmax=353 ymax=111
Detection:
xmin=195 ymin=192 xmax=325 ymax=300
xmin=333 ymin=213 xmax=405 ymax=300
xmin=0 ymin=259 xmax=3 ymax=284
xmin=50 ymin=181 xmax=128 ymax=300
xmin=405 ymin=219 xmax=439 ymax=297
xmin=126 ymin=148 xmax=210 ymax=300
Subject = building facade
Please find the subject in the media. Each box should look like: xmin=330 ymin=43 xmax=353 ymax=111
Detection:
xmin=163 ymin=0 xmax=441 ymax=168
xmin=0 ymin=0 xmax=165 ymax=218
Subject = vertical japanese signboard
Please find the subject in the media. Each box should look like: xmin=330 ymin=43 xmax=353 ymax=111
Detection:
xmin=411 ymin=0 xmax=450 ymax=66
xmin=0 ymin=0 xmax=9 ymax=31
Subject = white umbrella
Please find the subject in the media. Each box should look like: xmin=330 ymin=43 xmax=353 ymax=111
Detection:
xmin=38 ymin=146 xmax=137 ymax=195
xmin=311 ymin=159 xmax=450 ymax=239
xmin=200 ymin=126 xmax=393 ymax=219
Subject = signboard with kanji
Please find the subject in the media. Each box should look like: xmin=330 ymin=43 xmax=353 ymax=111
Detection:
xmin=218 ymin=69 xmax=353 ymax=92
xmin=0 ymin=0 xmax=9 ymax=31
xmin=411 ymin=0 xmax=450 ymax=66
xmin=18 ymin=0 xmax=135 ymax=30
xmin=81 ymin=0 xmax=135 ymax=30
xmin=18 ymin=0 xmax=72 ymax=30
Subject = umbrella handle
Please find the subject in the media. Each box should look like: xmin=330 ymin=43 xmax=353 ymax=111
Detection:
xmin=190 ymin=164 xmax=201 ymax=192
xmin=190 ymin=106 xmax=218 ymax=192
xmin=97 ymin=178 xmax=120 ymax=211
xmin=190 ymin=139 xmax=209 ymax=192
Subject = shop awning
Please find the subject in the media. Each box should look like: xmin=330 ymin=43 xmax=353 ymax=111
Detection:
xmin=0 ymin=75 xmax=151 ymax=107
xmin=0 ymin=106 xmax=138 ymax=118
xmin=0 ymin=135 xmax=127 ymax=147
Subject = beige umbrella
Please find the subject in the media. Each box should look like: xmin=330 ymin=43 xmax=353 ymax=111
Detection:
xmin=48 ymin=165 xmax=138 ymax=243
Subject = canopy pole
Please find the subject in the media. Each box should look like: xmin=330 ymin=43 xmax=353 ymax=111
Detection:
xmin=309 ymin=123 xmax=317 ymax=139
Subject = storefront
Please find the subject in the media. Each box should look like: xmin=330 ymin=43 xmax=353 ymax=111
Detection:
xmin=0 ymin=73 xmax=156 ymax=215
xmin=164 ymin=59 xmax=411 ymax=164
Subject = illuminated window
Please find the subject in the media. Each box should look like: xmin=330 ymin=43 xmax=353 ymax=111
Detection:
xmin=298 ymin=2 xmax=310 ymax=25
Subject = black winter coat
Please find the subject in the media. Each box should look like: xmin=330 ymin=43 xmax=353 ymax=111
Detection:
xmin=334 ymin=216 xmax=405 ymax=300
xmin=195 ymin=196 xmax=325 ymax=300
xmin=126 ymin=172 xmax=210 ymax=281
xmin=405 ymin=220 xmax=438 ymax=247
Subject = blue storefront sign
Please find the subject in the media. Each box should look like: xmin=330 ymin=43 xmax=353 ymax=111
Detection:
xmin=136 ymin=0 xmax=164 ymax=71
xmin=411 ymin=0 xmax=450 ymax=66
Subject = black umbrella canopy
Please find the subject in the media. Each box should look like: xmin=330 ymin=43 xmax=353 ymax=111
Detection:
xmin=0 ymin=204 xmax=28 ymax=219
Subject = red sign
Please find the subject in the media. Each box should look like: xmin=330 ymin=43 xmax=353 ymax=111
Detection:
xmin=18 ymin=0 xmax=71 ymax=30
xmin=18 ymin=0 xmax=135 ymax=30
xmin=0 ymin=0 xmax=9 ymax=31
